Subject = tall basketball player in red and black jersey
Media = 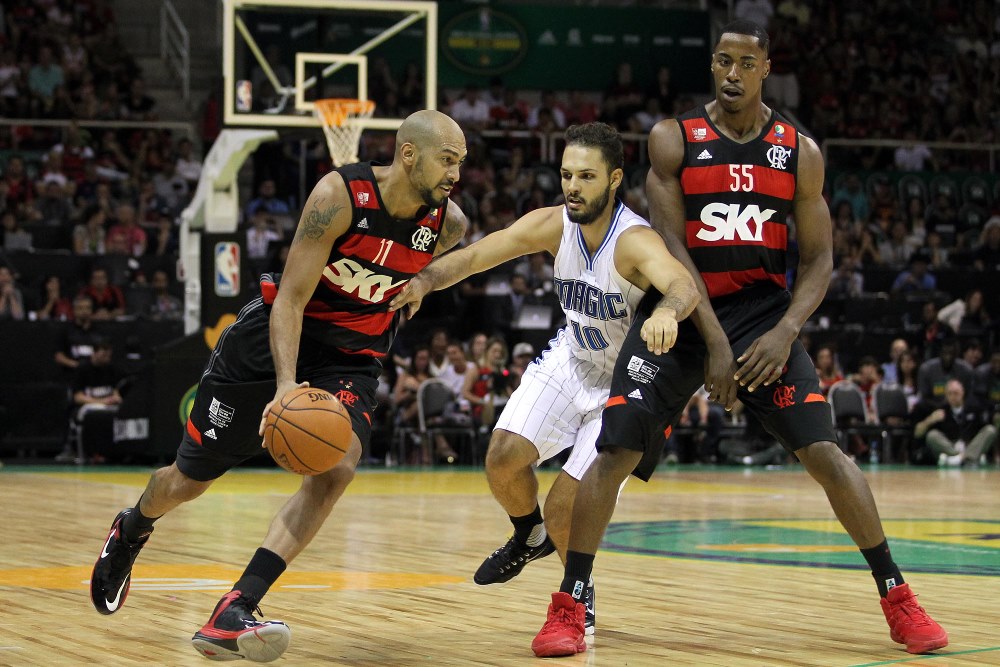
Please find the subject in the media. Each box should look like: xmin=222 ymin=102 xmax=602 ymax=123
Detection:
xmin=89 ymin=110 xmax=470 ymax=662
xmin=532 ymin=21 xmax=948 ymax=658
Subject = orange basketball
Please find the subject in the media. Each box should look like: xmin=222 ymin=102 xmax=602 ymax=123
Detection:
xmin=263 ymin=387 xmax=352 ymax=475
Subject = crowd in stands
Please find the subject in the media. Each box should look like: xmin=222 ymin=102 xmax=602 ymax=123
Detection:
xmin=0 ymin=0 xmax=997 ymax=467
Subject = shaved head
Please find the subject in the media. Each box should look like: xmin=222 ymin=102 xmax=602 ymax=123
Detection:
xmin=396 ymin=110 xmax=465 ymax=154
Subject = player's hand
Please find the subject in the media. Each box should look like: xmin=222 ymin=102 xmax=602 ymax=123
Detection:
xmin=704 ymin=344 xmax=738 ymax=411
xmin=641 ymin=309 xmax=678 ymax=355
xmin=388 ymin=275 xmax=430 ymax=318
xmin=734 ymin=325 xmax=796 ymax=393
xmin=259 ymin=380 xmax=310 ymax=442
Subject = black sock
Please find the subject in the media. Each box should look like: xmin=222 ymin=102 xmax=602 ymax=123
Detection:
xmin=559 ymin=550 xmax=595 ymax=602
xmin=860 ymin=540 xmax=904 ymax=597
xmin=510 ymin=505 xmax=544 ymax=545
xmin=122 ymin=497 xmax=160 ymax=542
xmin=232 ymin=548 xmax=287 ymax=606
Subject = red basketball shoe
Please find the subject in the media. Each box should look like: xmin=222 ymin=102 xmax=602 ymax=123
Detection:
xmin=531 ymin=592 xmax=587 ymax=658
xmin=191 ymin=590 xmax=291 ymax=662
xmin=880 ymin=583 xmax=948 ymax=654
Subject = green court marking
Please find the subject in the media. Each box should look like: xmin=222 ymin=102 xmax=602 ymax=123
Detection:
xmin=850 ymin=646 xmax=1000 ymax=666
xmin=602 ymin=519 xmax=1000 ymax=576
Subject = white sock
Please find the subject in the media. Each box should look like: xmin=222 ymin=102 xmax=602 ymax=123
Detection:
xmin=525 ymin=522 xmax=548 ymax=547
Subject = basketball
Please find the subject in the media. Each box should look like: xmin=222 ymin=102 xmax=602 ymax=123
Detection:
xmin=263 ymin=387 xmax=352 ymax=475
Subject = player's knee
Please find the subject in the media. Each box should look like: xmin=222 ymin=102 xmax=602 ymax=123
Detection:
xmin=485 ymin=430 xmax=537 ymax=473
xmin=796 ymin=440 xmax=852 ymax=485
xmin=306 ymin=461 xmax=356 ymax=502
xmin=593 ymin=446 xmax=642 ymax=480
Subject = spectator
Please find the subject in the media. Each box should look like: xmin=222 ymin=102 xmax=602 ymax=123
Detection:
xmin=152 ymin=161 xmax=189 ymax=213
xmin=245 ymin=179 xmax=290 ymax=219
xmin=895 ymin=351 xmax=921 ymax=411
xmin=830 ymin=174 xmax=869 ymax=223
xmin=0 ymin=50 xmax=22 ymax=116
xmin=62 ymin=337 xmax=124 ymax=464
xmin=4 ymin=155 xmax=36 ymax=213
xmin=878 ymin=220 xmax=915 ymax=267
xmin=850 ymin=355 xmax=882 ymax=411
xmin=973 ymin=352 xmax=999 ymax=422
xmin=891 ymin=251 xmax=936 ymax=294
xmin=245 ymin=211 xmax=283 ymax=261
xmin=646 ymin=65 xmax=677 ymax=118
xmin=514 ymin=251 xmax=555 ymax=291
xmin=450 ymin=84 xmax=491 ymax=131
xmin=105 ymin=204 xmax=147 ymax=257
xmin=489 ymin=87 xmax=529 ymax=130
xmin=438 ymin=341 xmax=472 ymax=404
xmin=73 ymin=205 xmax=107 ymax=255
xmin=427 ymin=328 xmax=451 ymax=377
xmin=1 ymin=210 xmax=32 ymax=251
xmin=463 ymin=336 xmax=512 ymax=430
xmin=55 ymin=294 xmax=100 ymax=372
xmin=146 ymin=269 xmax=183 ymax=321
xmin=526 ymin=90 xmax=567 ymax=130
xmin=174 ymin=138 xmax=203 ymax=187
xmin=603 ymin=62 xmax=644 ymax=129
xmin=508 ymin=341 xmax=535 ymax=391
xmin=917 ymin=340 xmax=975 ymax=404
xmin=630 ymin=98 xmax=667 ymax=133
xmin=0 ymin=265 xmax=25 ymax=320
xmin=914 ymin=379 xmax=996 ymax=467
xmin=50 ymin=123 xmax=96 ymax=184
xmin=814 ymin=345 xmax=844 ymax=397
xmin=30 ymin=179 xmax=74 ymax=227
xmin=148 ymin=209 xmax=179 ymax=257
xmin=962 ymin=340 xmax=984 ymax=370
xmin=34 ymin=274 xmax=74 ymax=322
xmin=916 ymin=301 xmax=947 ymax=361
xmin=938 ymin=289 xmax=991 ymax=336
xmin=28 ymin=46 xmax=65 ymax=114
xmin=119 ymin=78 xmax=156 ymax=121
xmin=881 ymin=338 xmax=909 ymax=385
xmin=79 ymin=267 xmax=126 ymax=320
xmin=827 ymin=254 xmax=864 ymax=298
xmin=894 ymin=130 xmax=935 ymax=171
xmin=972 ymin=217 xmax=1000 ymax=270
xmin=765 ymin=19 xmax=799 ymax=112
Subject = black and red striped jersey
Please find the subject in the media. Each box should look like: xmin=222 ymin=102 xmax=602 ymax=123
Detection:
xmin=676 ymin=106 xmax=799 ymax=299
xmin=262 ymin=162 xmax=446 ymax=359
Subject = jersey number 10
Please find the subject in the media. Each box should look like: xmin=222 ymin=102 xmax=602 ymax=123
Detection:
xmin=570 ymin=321 xmax=610 ymax=351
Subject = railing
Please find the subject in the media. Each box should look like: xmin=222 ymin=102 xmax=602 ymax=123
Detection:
xmin=822 ymin=138 xmax=1000 ymax=173
xmin=161 ymin=0 xmax=191 ymax=104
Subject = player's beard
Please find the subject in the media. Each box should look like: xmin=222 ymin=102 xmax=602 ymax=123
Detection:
xmin=414 ymin=157 xmax=451 ymax=208
xmin=566 ymin=187 xmax=611 ymax=226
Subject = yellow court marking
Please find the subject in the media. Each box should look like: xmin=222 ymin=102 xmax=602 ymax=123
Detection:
xmin=745 ymin=519 xmax=1000 ymax=549
xmin=28 ymin=469 xmax=791 ymax=496
xmin=700 ymin=543 xmax=859 ymax=553
xmin=0 ymin=564 xmax=465 ymax=591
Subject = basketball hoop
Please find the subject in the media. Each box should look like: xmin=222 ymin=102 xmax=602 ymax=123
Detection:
xmin=314 ymin=98 xmax=376 ymax=167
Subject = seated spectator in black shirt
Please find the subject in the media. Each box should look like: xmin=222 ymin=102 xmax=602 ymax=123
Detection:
xmin=55 ymin=294 xmax=101 ymax=373
xmin=973 ymin=217 xmax=1000 ymax=270
xmin=913 ymin=379 xmax=996 ymax=467
xmin=917 ymin=339 xmax=975 ymax=405
xmin=62 ymin=337 xmax=124 ymax=463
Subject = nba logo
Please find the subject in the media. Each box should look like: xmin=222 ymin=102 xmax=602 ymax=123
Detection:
xmin=215 ymin=242 xmax=240 ymax=297
xmin=236 ymin=80 xmax=252 ymax=112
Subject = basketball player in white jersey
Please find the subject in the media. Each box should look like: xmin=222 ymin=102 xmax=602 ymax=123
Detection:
xmin=390 ymin=123 xmax=698 ymax=634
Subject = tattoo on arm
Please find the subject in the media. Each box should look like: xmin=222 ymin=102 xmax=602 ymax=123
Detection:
xmin=656 ymin=293 xmax=688 ymax=314
xmin=295 ymin=198 xmax=344 ymax=242
xmin=436 ymin=210 xmax=468 ymax=253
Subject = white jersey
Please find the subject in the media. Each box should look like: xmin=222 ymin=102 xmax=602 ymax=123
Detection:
xmin=553 ymin=200 xmax=649 ymax=376
xmin=495 ymin=200 xmax=651 ymax=480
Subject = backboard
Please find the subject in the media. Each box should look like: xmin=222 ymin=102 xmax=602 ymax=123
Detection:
xmin=222 ymin=0 xmax=437 ymax=131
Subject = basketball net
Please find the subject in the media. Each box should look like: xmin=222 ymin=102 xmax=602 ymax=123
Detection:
xmin=314 ymin=98 xmax=376 ymax=167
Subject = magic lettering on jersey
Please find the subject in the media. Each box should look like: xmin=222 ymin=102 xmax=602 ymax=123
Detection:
xmin=553 ymin=277 xmax=627 ymax=321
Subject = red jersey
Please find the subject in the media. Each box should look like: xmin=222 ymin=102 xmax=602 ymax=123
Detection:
xmin=261 ymin=163 xmax=445 ymax=359
xmin=677 ymin=106 xmax=799 ymax=299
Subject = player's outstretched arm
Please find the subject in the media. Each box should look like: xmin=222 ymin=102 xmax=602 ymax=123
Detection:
xmin=389 ymin=205 xmax=562 ymax=317
xmin=646 ymin=119 xmax=738 ymax=409
xmin=616 ymin=225 xmax=699 ymax=355
xmin=258 ymin=172 xmax=353 ymax=437
xmin=734 ymin=136 xmax=833 ymax=392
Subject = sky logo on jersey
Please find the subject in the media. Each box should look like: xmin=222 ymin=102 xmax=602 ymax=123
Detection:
xmin=323 ymin=257 xmax=406 ymax=303
xmin=553 ymin=278 xmax=626 ymax=321
xmin=214 ymin=242 xmax=240 ymax=297
xmin=696 ymin=203 xmax=775 ymax=243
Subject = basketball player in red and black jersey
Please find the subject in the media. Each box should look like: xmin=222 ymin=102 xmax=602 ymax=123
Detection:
xmin=89 ymin=110 xmax=470 ymax=662
xmin=531 ymin=21 xmax=948 ymax=658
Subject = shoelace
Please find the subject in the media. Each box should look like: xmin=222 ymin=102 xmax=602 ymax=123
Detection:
xmin=542 ymin=604 xmax=580 ymax=633
xmin=892 ymin=594 xmax=933 ymax=626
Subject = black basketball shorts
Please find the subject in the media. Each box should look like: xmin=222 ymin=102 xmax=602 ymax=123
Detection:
xmin=598 ymin=285 xmax=837 ymax=481
xmin=175 ymin=299 xmax=379 ymax=481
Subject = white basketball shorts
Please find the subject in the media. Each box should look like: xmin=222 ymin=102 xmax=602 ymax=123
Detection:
xmin=494 ymin=330 xmax=612 ymax=480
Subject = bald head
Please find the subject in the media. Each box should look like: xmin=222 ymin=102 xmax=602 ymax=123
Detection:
xmin=396 ymin=110 xmax=465 ymax=155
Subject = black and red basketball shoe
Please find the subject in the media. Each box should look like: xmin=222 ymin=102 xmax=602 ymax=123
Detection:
xmin=90 ymin=509 xmax=151 ymax=615
xmin=191 ymin=590 xmax=291 ymax=662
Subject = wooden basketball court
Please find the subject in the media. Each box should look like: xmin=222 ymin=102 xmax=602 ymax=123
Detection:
xmin=1 ymin=464 xmax=998 ymax=666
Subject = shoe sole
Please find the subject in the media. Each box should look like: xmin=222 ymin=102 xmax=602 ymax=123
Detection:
xmin=192 ymin=624 xmax=291 ymax=662
xmin=532 ymin=637 xmax=587 ymax=658
xmin=900 ymin=633 xmax=948 ymax=654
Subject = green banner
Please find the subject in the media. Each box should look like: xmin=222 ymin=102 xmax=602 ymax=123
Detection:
xmin=438 ymin=3 xmax=712 ymax=93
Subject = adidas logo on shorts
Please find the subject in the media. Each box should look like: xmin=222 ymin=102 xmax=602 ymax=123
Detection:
xmin=628 ymin=389 xmax=643 ymax=399
xmin=204 ymin=428 xmax=217 ymax=439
